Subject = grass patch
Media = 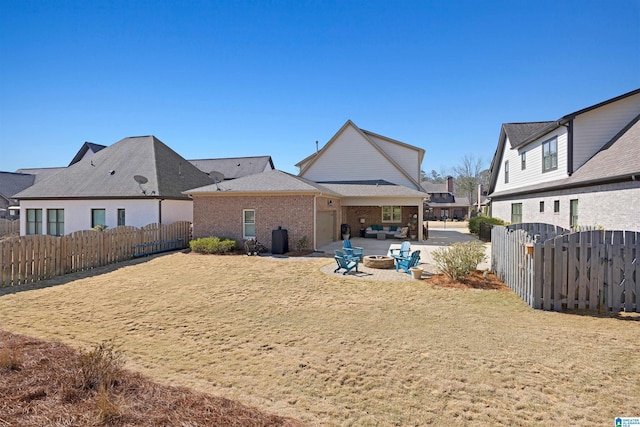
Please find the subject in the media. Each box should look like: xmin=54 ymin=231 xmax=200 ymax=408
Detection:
xmin=1 ymin=253 xmax=639 ymax=425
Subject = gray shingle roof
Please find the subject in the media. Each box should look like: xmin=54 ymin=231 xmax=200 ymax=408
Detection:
xmin=15 ymin=167 xmax=65 ymax=183
xmin=188 ymin=156 xmax=274 ymax=179
xmin=68 ymin=142 xmax=107 ymax=166
xmin=421 ymin=182 xmax=448 ymax=193
xmin=185 ymin=169 xmax=339 ymax=194
xmin=15 ymin=136 xmax=214 ymax=199
xmin=0 ymin=172 xmax=35 ymax=200
xmin=186 ymin=173 xmax=427 ymax=199
xmin=504 ymin=122 xmax=555 ymax=148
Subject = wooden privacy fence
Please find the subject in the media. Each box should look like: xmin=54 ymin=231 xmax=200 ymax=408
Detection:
xmin=0 ymin=221 xmax=191 ymax=288
xmin=0 ymin=219 xmax=19 ymax=237
xmin=492 ymin=223 xmax=640 ymax=313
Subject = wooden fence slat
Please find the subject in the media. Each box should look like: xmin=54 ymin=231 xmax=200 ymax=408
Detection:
xmin=0 ymin=222 xmax=191 ymax=289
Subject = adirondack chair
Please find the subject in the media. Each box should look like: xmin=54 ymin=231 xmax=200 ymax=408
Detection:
xmin=334 ymin=249 xmax=360 ymax=275
xmin=395 ymin=250 xmax=421 ymax=274
xmin=342 ymin=239 xmax=364 ymax=262
xmin=389 ymin=241 xmax=411 ymax=261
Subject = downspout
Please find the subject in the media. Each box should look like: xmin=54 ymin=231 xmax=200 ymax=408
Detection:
xmin=565 ymin=120 xmax=574 ymax=176
xmin=313 ymin=195 xmax=317 ymax=251
xmin=158 ymin=199 xmax=163 ymax=224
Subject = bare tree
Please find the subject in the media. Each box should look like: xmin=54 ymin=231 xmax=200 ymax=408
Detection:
xmin=452 ymin=154 xmax=487 ymax=207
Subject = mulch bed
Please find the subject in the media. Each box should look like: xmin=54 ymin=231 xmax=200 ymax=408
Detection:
xmin=427 ymin=270 xmax=509 ymax=291
xmin=0 ymin=330 xmax=303 ymax=427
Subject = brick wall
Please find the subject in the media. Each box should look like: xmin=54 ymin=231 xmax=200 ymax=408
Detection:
xmin=193 ymin=194 xmax=316 ymax=250
xmin=491 ymin=180 xmax=640 ymax=231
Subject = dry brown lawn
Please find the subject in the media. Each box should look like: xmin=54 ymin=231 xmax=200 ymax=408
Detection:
xmin=1 ymin=252 xmax=639 ymax=426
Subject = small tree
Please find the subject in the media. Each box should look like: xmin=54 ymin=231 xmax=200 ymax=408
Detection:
xmin=431 ymin=241 xmax=487 ymax=282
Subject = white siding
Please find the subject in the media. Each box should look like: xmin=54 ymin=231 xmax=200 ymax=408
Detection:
xmin=19 ymin=198 xmax=192 ymax=235
xmin=300 ymin=125 xmax=416 ymax=188
xmin=573 ymin=92 xmax=640 ymax=170
xmin=491 ymin=180 xmax=640 ymax=232
xmin=366 ymin=134 xmax=421 ymax=183
xmin=493 ymin=128 xmax=569 ymax=195
xmin=161 ymin=199 xmax=193 ymax=223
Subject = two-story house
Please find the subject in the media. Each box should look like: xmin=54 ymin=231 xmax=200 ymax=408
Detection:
xmin=186 ymin=120 xmax=428 ymax=250
xmin=488 ymin=88 xmax=640 ymax=231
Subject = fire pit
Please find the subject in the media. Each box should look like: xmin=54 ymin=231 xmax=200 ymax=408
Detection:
xmin=363 ymin=255 xmax=395 ymax=269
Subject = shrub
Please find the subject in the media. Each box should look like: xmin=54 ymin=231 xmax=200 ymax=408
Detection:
xmin=295 ymin=235 xmax=309 ymax=251
xmin=77 ymin=340 xmax=123 ymax=392
xmin=468 ymin=216 xmax=505 ymax=235
xmin=431 ymin=241 xmax=487 ymax=282
xmin=189 ymin=237 xmax=237 ymax=254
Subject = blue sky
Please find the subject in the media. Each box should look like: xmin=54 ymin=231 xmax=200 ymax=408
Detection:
xmin=1 ymin=0 xmax=638 ymax=176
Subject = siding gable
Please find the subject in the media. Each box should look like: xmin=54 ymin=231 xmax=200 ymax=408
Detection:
xmin=298 ymin=121 xmax=422 ymax=189
xmin=572 ymin=92 xmax=640 ymax=170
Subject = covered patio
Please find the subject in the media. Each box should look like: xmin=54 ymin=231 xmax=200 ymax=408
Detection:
xmin=311 ymin=226 xmax=491 ymax=280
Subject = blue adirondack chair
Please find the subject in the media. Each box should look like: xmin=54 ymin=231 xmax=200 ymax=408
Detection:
xmin=342 ymin=240 xmax=364 ymax=262
xmin=334 ymin=249 xmax=360 ymax=275
xmin=395 ymin=250 xmax=421 ymax=274
xmin=389 ymin=241 xmax=411 ymax=261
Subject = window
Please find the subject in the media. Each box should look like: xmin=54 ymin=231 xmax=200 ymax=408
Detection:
xmin=554 ymin=200 xmax=560 ymax=213
xmin=382 ymin=206 xmax=402 ymax=222
xmin=570 ymin=199 xmax=578 ymax=229
xmin=47 ymin=209 xmax=64 ymax=236
xmin=521 ymin=152 xmax=526 ymax=170
xmin=92 ymin=209 xmax=106 ymax=228
xmin=542 ymin=137 xmax=558 ymax=172
xmin=117 ymin=209 xmax=126 ymax=226
xmin=504 ymin=160 xmax=509 ymax=183
xmin=539 ymin=201 xmax=544 ymax=213
xmin=26 ymin=209 xmax=42 ymax=235
xmin=243 ymin=209 xmax=255 ymax=239
xmin=511 ymin=203 xmax=522 ymax=224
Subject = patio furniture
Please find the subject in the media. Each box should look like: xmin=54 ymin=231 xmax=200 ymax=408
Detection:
xmin=342 ymin=240 xmax=364 ymax=262
xmin=389 ymin=241 xmax=411 ymax=261
xmin=244 ymin=239 xmax=266 ymax=256
xmin=334 ymin=250 xmax=360 ymax=275
xmin=395 ymin=250 xmax=421 ymax=274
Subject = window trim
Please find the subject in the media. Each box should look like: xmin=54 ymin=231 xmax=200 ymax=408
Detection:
xmin=542 ymin=137 xmax=558 ymax=172
xmin=570 ymin=199 xmax=579 ymax=229
xmin=381 ymin=205 xmax=402 ymax=223
xmin=554 ymin=200 xmax=560 ymax=214
xmin=26 ymin=208 xmax=43 ymax=235
xmin=511 ymin=203 xmax=522 ymax=224
xmin=47 ymin=208 xmax=64 ymax=236
xmin=117 ymin=209 xmax=126 ymax=227
xmin=539 ymin=201 xmax=544 ymax=213
xmin=91 ymin=208 xmax=106 ymax=228
xmin=521 ymin=152 xmax=526 ymax=170
xmin=243 ymin=209 xmax=256 ymax=240
xmin=504 ymin=160 xmax=509 ymax=184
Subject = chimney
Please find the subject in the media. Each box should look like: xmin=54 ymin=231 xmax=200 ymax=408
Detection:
xmin=446 ymin=176 xmax=454 ymax=193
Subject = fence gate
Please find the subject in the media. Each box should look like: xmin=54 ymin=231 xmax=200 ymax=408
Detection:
xmin=492 ymin=224 xmax=639 ymax=313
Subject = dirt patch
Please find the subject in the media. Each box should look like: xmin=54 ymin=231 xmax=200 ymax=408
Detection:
xmin=0 ymin=330 xmax=303 ymax=427
xmin=427 ymin=270 xmax=510 ymax=291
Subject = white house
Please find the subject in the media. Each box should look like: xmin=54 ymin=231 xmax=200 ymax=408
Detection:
xmin=488 ymin=88 xmax=640 ymax=231
xmin=14 ymin=136 xmax=215 ymax=235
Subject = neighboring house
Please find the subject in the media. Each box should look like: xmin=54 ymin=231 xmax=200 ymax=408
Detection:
xmin=189 ymin=156 xmax=274 ymax=180
xmin=0 ymin=172 xmax=35 ymax=219
xmin=421 ymin=176 xmax=471 ymax=220
xmin=186 ymin=120 xmax=428 ymax=250
xmin=488 ymin=88 xmax=640 ymax=231
xmin=14 ymin=136 xmax=215 ymax=235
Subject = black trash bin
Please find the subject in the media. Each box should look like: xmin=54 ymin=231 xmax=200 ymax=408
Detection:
xmin=272 ymin=227 xmax=289 ymax=254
